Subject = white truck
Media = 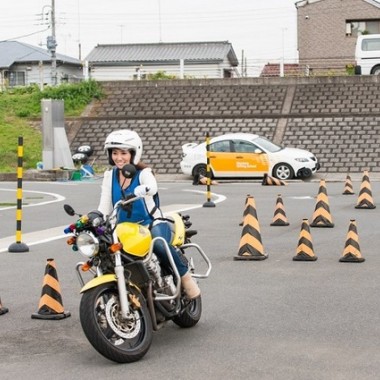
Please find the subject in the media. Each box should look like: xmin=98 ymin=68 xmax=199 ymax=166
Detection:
xmin=354 ymin=34 xmax=380 ymax=75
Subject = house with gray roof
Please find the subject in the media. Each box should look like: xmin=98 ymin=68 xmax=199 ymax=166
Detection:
xmin=0 ymin=41 xmax=83 ymax=89
xmin=84 ymin=41 xmax=239 ymax=80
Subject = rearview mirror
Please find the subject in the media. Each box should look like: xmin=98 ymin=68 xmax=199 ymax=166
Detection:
xmin=63 ymin=204 xmax=76 ymax=216
xmin=121 ymin=164 xmax=137 ymax=178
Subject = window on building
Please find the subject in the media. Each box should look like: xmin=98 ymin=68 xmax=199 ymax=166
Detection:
xmin=346 ymin=19 xmax=380 ymax=37
xmin=8 ymin=71 xmax=25 ymax=86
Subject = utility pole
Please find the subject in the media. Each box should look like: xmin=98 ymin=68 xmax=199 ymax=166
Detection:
xmin=46 ymin=0 xmax=57 ymax=85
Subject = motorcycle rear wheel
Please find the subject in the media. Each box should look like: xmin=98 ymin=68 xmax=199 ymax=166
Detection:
xmin=80 ymin=283 xmax=153 ymax=363
xmin=172 ymin=295 xmax=202 ymax=328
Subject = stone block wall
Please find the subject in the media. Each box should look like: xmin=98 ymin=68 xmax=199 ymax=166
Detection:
xmin=284 ymin=116 xmax=380 ymax=173
xmin=91 ymin=80 xmax=287 ymax=118
xmin=68 ymin=75 xmax=380 ymax=175
xmin=71 ymin=118 xmax=278 ymax=174
xmin=291 ymin=83 xmax=380 ymax=114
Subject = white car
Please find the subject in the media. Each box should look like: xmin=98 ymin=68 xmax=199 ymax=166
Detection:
xmin=180 ymin=133 xmax=320 ymax=180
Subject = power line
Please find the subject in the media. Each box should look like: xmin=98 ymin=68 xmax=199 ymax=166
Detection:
xmin=0 ymin=27 xmax=50 ymax=42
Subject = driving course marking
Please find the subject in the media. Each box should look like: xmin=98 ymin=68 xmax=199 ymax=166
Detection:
xmin=0 ymin=188 xmax=65 ymax=211
xmin=0 ymin=189 xmax=226 ymax=253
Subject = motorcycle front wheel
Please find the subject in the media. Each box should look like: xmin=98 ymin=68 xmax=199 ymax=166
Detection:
xmin=80 ymin=283 xmax=153 ymax=363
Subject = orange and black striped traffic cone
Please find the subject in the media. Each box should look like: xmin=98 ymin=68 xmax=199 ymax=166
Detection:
xmin=31 ymin=259 xmax=71 ymax=320
xmin=234 ymin=196 xmax=268 ymax=261
xmin=270 ymin=194 xmax=289 ymax=226
xmin=0 ymin=296 xmax=9 ymax=315
xmin=293 ymin=219 xmax=317 ymax=261
xmin=262 ymin=173 xmax=287 ymax=186
xmin=342 ymin=174 xmax=354 ymax=195
xmin=310 ymin=179 xmax=334 ymax=228
xmin=239 ymin=194 xmax=251 ymax=226
xmin=355 ymin=170 xmax=376 ymax=209
xmin=339 ymin=220 xmax=365 ymax=263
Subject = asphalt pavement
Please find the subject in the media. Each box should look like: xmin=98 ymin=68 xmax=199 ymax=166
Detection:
xmin=1 ymin=177 xmax=380 ymax=380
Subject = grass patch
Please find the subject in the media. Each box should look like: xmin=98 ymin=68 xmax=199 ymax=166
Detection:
xmin=0 ymin=80 xmax=104 ymax=172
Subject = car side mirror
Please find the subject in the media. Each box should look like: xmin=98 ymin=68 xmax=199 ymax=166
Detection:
xmin=254 ymin=148 xmax=263 ymax=154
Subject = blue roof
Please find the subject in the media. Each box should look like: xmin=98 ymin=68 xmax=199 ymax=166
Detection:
xmin=0 ymin=41 xmax=80 ymax=68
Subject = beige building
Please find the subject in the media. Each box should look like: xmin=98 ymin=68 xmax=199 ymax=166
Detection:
xmin=296 ymin=0 xmax=380 ymax=72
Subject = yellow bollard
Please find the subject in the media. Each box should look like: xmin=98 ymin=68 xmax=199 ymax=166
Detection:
xmin=202 ymin=132 xmax=215 ymax=208
xmin=8 ymin=136 xmax=29 ymax=253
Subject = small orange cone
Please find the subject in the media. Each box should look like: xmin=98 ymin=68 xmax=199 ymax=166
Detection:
xmin=234 ymin=196 xmax=267 ymax=261
xmin=310 ymin=179 xmax=334 ymax=228
xmin=342 ymin=174 xmax=354 ymax=195
xmin=355 ymin=170 xmax=376 ymax=209
xmin=270 ymin=194 xmax=289 ymax=226
xmin=0 ymin=297 xmax=9 ymax=315
xmin=339 ymin=220 xmax=365 ymax=263
xmin=262 ymin=173 xmax=287 ymax=186
xmin=293 ymin=219 xmax=317 ymax=261
xmin=31 ymin=259 xmax=71 ymax=320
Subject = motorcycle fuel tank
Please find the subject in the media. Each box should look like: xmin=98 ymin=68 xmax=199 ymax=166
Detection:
xmin=116 ymin=222 xmax=152 ymax=257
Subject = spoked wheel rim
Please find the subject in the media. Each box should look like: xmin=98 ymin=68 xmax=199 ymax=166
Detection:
xmin=274 ymin=164 xmax=293 ymax=180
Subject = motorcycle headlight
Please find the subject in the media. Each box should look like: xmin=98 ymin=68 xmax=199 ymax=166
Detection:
xmin=76 ymin=232 xmax=99 ymax=258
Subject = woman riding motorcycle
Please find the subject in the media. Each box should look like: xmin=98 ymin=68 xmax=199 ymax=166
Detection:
xmin=97 ymin=129 xmax=200 ymax=299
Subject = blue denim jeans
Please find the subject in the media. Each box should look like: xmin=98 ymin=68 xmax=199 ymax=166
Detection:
xmin=150 ymin=222 xmax=188 ymax=277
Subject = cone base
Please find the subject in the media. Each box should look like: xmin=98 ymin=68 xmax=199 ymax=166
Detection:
xmin=293 ymin=254 xmax=318 ymax=261
xmin=31 ymin=311 xmax=71 ymax=320
xmin=342 ymin=192 xmax=354 ymax=195
xmin=0 ymin=307 xmax=9 ymax=315
xmin=339 ymin=255 xmax=365 ymax=263
xmin=355 ymin=205 xmax=376 ymax=209
xmin=310 ymin=223 xmax=334 ymax=228
xmin=203 ymin=201 xmax=216 ymax=208
xmin=234 ymin=254 xmax=268 ymax=261
xmin=270 ymin=222 xmax=290 ymax=226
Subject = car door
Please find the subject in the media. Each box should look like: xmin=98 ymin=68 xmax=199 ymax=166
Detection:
xmin=208 ymin=140 xmax=236 ymax=176
xmin=231 ymin=139 xmax=269 ymax=177
xmin=209 ymin=138 xmax=269 ymax=177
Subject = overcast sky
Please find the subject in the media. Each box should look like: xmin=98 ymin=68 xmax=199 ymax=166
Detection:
xmin=0 ymin=0 xmax=299 ymax=74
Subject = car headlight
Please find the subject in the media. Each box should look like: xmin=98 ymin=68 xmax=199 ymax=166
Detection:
xmin=76 ymin=232 xmax=99 ymax=258
xmin=295 ymin=158 xmax=309 ymax=162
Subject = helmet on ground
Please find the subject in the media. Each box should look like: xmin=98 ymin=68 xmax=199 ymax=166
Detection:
xmin=104 ymin=129 xmax=142 ymax=165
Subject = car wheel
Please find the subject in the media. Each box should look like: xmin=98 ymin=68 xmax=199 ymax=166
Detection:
xmin=371 ymin=66 xmax=380 ymax=75
xmin=192 ymin=164 xmax=209 ymax=178
xmin=273 ymin=163 xmax=294 ymax=180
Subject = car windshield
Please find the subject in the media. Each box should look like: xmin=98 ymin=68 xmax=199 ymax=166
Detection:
xmin=253 ymin=136 xmax=283 ymax=153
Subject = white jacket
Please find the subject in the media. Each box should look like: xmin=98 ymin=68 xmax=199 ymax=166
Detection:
xmin=98 ymin=167 xmax=161 ymax=219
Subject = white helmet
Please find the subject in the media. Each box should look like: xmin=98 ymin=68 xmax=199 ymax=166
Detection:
xmin=104 ymin=129 xmax=142 ymax=165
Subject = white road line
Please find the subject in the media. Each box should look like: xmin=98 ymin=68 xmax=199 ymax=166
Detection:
xmin=0 ymin=189 xmax=226 ymax=252
xmin=0 ymin=188 xmax=65 ymax=210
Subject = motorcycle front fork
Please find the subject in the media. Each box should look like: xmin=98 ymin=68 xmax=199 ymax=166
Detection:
xmin=113 ymin=251 xmax=134 ymax=320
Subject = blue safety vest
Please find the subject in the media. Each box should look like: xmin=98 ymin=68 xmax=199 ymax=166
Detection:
xmin=111 ymin=168 xmax=154 ymax=226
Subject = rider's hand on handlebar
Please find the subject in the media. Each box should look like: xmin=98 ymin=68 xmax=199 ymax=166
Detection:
xmin=134 ymin=185 xmax=150 ymax=197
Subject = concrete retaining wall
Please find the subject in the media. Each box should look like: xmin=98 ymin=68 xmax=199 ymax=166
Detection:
xmin=66 ymin=75 xmax=380 ymax=175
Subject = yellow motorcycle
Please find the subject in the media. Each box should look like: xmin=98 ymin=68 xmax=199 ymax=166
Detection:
xmin=63 ymin=166 xmax=211 ymax=363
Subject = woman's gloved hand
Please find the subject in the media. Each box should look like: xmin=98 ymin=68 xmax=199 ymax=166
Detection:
xmin=134 ymin=185 xmax=150 ymax=197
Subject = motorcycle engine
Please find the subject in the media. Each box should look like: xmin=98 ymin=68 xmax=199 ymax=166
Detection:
xmin=145 ymin=254 xmax=176 ymax=296
xmin=145 ymin=254 xmax=164 ymax=288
